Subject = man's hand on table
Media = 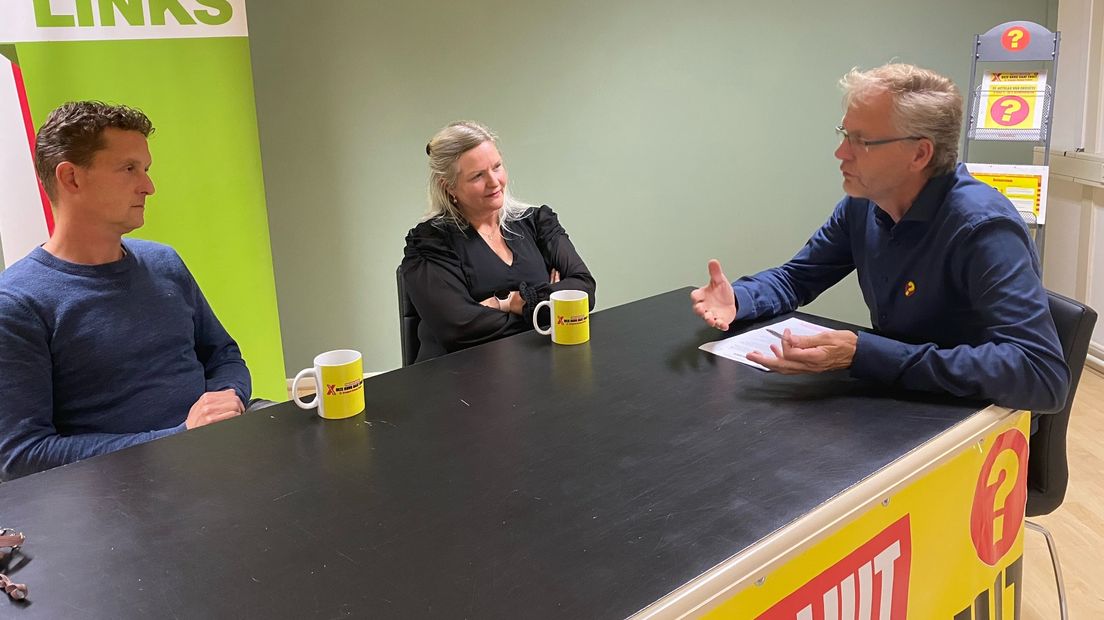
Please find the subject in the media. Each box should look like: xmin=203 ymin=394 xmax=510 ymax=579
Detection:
xmin=185 ymin=389 xmax=244 ymax=429
xmin=747 ymin=328 xmax=858 ymax=374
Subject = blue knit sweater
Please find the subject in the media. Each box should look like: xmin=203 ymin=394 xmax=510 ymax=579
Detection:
xmin=0 ymin=239 xmax=251 ymax=480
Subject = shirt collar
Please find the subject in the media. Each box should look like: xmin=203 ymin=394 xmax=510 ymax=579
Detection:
xmin=872 ymin=164 xmax=960 ymax=230
xmin=29 ymin=242 xmax=135 ymax=277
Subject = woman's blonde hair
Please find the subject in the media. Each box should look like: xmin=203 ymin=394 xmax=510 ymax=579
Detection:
xmin=424 ymin=121 xmax=534 ymax=233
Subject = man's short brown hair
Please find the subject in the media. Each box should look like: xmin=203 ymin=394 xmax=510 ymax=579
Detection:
xmin=34 ymin=101 xmax=154 ymax=199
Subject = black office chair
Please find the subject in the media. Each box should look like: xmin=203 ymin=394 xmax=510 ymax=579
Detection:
xmin=1024 ymin=290 xmax=1097 ymax=620
xmin=396 ymin=266 xmax=421 ymax=367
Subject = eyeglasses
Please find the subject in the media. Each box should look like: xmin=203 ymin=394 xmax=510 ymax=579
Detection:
xmin=835 ymin=125 xmax=924 ymax=152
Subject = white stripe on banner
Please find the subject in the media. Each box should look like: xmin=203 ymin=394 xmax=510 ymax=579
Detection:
xmin=0 ymin=0 xmax=248 ymax=43
xmin=0 ymin=57 xmax=48 ymax=269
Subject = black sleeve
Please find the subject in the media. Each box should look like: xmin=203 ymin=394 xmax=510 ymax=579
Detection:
xmin=518 ymin=205 xmax=597 ymax=321
xmin=401 ymin=222 xmax=529 ymax=353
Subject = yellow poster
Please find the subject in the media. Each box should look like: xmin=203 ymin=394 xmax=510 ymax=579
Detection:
xmin=706 ymin=411 xmax=1031 ymax=619
xmin=980 ymin=71 xmax=1046 ymax=133
xmin=966 ymin=163 xmax=1049 ymax=225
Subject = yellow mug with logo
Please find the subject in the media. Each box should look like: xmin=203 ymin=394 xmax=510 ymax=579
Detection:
xmin=532 ymin=290 xmax=590 ymax=345
xmin=291 ymin=349 xmax=365 ymax=419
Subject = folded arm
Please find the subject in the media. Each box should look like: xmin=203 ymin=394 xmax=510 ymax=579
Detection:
xmin=402 ymin=231 xmax=529 ymax=353
xmin=523 ymin=205 xmax=597 ymax=318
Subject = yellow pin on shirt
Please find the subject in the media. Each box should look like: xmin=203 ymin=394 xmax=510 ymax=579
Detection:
xmin=904 ymin=281 xmax=917 ymax=297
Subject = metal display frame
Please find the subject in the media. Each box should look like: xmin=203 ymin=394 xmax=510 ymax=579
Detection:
xmin=962 ymin=20 xmax=1061 ymax=262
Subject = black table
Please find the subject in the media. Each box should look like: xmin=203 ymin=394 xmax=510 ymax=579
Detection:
xmin=0 ymin=288 xmax=988 ymax=619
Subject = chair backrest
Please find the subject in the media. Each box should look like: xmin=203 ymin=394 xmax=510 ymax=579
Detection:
xmin=1026 ymin=290 xmax=1098 ymax=517
xmin=396 ymin=266 xmax=421 ymax=367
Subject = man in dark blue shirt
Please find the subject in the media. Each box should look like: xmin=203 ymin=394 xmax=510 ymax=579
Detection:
xmin=690 ymin=63 xmax=1069 ymax=412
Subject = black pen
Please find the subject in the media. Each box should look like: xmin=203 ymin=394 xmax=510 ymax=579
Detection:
xmin=766 ymin=328 xmax=786 ymax=340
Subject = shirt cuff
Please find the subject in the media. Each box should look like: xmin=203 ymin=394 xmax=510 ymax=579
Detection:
xmin=850 ymin=331 xmax=907 ymax=384
xmin=733 ymin=285 xmax=755 ymax=321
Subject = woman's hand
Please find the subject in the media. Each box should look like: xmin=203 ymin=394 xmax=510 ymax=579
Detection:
xmin=507 ymin=291 xmax=524 ymax=315
xmin=481 ymin=293 xmax=522 ymax=314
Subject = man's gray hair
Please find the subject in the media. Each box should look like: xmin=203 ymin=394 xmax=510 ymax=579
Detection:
xmin=840 ymin=63 xmax=962 ymax=176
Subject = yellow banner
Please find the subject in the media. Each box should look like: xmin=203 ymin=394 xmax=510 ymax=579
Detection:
xmin=707 ymin=411 xmax=1031 ymax=619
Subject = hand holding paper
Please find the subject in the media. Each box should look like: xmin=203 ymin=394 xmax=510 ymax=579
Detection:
xmin=747 ymin=328 xmax=858 ymax=374
xmin=700 ymin=317 xmax=853 ymax=374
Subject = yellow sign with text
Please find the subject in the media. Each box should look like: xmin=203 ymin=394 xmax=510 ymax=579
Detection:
xmin=971 ymin=172 xmax=1043 ymax=219
xmin=981 ymin=72 xmax=1046 ymax=131
xmin=707 ymin=411 xmax=1030 ymax=619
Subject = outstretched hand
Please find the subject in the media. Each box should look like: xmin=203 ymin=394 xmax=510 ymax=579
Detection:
xmin=746 ymin=328 xmax=858 ymax=374
xmin=690 ymin=259 xmax=738 ymax=330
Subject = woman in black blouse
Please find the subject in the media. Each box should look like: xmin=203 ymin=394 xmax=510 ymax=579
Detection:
xmin=401 ymin=121 xmax=596 ymax=362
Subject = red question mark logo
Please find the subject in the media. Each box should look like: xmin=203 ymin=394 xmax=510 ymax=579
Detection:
xmin=1002 ymin=27 xmax=1030 ymax=51
xmin=970 ymin=429 xmax=1028 ymax=565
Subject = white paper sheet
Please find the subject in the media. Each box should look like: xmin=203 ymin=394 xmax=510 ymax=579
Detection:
xmin=699 ymin=317 xmax=832 ymax=371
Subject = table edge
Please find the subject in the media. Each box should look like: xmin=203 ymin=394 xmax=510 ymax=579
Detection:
xmin=630 ymin=404 xmax=1019 ymax=619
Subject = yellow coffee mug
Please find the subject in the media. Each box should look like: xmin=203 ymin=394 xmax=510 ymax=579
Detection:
xmin=532 ymin=290 xmax=590 ymax=345
xmin=291 ymin=349 xmax=365 ymax=419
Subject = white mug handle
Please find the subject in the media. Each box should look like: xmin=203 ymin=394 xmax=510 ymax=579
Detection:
xmin=532 ymin=300 xmax=553 ymax=335
xmin=291 ymin=367 xmax=318 ymax=409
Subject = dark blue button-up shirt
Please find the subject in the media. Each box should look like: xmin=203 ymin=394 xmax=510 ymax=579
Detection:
xmin=732 ymin=164 xmax=1069 ymax=412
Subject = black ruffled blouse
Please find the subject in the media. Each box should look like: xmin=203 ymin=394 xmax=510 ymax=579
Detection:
xmin=400 ymin=205 xmax=596 ymax=362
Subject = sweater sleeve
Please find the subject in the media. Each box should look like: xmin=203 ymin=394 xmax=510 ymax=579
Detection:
xmin=188 ymin=276 xmax=252 ymax=403
xmin=850 ymin=219 xmax=1070 ymax=412
xmin=400 ymin=222 xmax=529 ymax=353
xmin=523 ymin=205 xmax=597 ymax=317
xmin=0 ymin=293 xmax=183 ymax=481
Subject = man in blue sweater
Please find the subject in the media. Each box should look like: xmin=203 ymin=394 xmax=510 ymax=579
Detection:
xmin=690 ymin=63 xmax=1069 ymax=413
xmin=0 ymin=101 xmax=251 ymax=480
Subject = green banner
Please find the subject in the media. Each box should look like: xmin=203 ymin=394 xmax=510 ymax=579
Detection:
xmin=1 ymin=2 xmax=285 ymax=399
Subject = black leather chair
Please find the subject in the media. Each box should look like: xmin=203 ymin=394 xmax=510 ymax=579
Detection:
xmin=1024 ymin=290 xmax=1097 ymax=620
xmin=396 ymin=266 xmax=421 ymax=367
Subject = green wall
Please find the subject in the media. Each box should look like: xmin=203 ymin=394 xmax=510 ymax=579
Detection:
xmin=247 ymin=0 xmax=1055 ymax=374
